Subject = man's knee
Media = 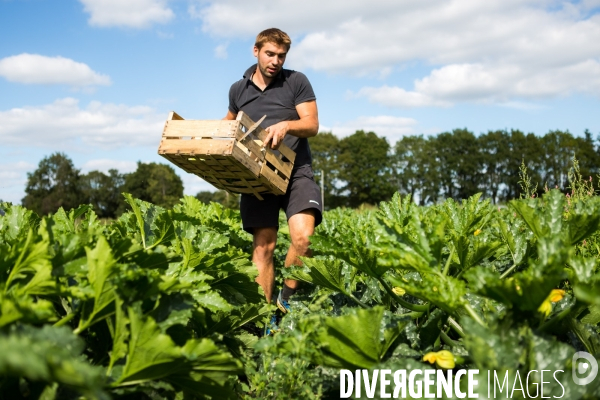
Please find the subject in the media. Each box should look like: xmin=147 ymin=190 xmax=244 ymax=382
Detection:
xmin=253 ymin=227 xmax=277 ymax=260
xmin=291 ymin=234 xmax=311 ymax=255
xmin=288 ymin=210 xmax=315 ymax=254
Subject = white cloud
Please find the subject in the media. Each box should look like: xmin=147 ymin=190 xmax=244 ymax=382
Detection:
xmin=357 ymin=60 xmax=600 ymax=107
xmin=157 ymin=30 xmax=175 ymax=39
xmin=214 ymin=43 xmax=228 ymax=59
xmin=0 ymin=54 xmax=111 ymax=87
xmin=322 ymin=115 xmax=418 ymax=144
xmin=356 ymin=86 xmax=451 ymax=108
xmin=79 ymin=0 xmax=174 ymax=28
xmin=81 ymin=159 xmax=138 ymax=174
xmin=0 ymin=161 xmax=36 ymax=204
xmin=194 ymin=0 xmax=600 ymax=105
xmin=0 ymin=98 xmax=166 ymax=149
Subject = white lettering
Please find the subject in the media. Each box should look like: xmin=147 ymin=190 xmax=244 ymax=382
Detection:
xmin=380 ymin=369 xmax=391 ymax=398
xmin=340 ymin=370 xmax=353 ymax=398
xmin=468 ymin=369 xmax=479 ymax=398
xmin=438 ymin=370 xmax=453 ymax=397
xmin=424 ymin=369 xmax=435 ymax=398
xmin=541 ymin=370 xmax=551 ymax=398
xmin=363 ymin=369 xmax=378 ymax=398
xmin=455 ymin=369 xmax=467 ymax=398
xmin=553 ymin=370 xmax=565 ymax=398
xmin=493 ymin=370 xmax=509 ymax=397
xmin=356 ymin=370 xmax=362 ymax=397
xmin=511 ymin=371 xmax=525 ymax=398
xmin=409 ymin=370 xmax=423 ymax=398
xmin=526 ymin=370 xmax=539 ymax=398
xmin=393 ymin=370 xmax=406 ymax=398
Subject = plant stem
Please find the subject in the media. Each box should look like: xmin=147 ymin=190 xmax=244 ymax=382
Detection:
xmin=440 ymin=330 xmax=459 ymax=347
xmin=464 ymin=303 xmax=487 ymax=327
xmin=53 ymin=312 xmax=76 ymax=327
xmin=499 ymin=263 xmax=519 ymax=279
xmin=442 ymin=245 xmax=455 ymax=276
xmin=348 ymin=293 xmax=369 ymax=309
xmin=398 ymin=311 xmax=425 ymax=319
xmin=447 ymin=317 xmax=465 ymax=338
xmin=379 ymin=278 xmax=430 ymax=312
xmin=5 ymin=228 xmax=33 ymax=293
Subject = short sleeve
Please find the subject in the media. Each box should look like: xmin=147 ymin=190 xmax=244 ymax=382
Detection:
xmin=228 ymin=83 xmax=239 ymax=114
xmin=293 ymin=72 xmax=316 ymax=106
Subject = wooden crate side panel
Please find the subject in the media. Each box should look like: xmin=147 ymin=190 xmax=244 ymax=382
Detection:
xmin=163 ymin=120 xmax=239 ymax=139
xmin=236 ymin=134 xmax=266 ymax=162
xmin=259 ymin=164 xmax=288 ymax=195
xmin=264 ymin=151 xmax=292 ymax=179
xmin=158 ymin=137 xmax=235 ymax=156
xmin=236 ymin=112 xmax=296 ymax=163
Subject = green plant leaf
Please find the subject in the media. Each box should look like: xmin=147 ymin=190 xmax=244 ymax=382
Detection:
xmin=76 ymin=236 xmax=117 ymax=333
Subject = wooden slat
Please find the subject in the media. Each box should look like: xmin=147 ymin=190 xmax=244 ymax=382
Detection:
xmin=236 ymin=111 xmax=296 ymax=163
xmin=260 ymin=164 xmax=287 ymax=195
xmin=158 ymin=138 xmax=235 ymax=155
xmin=231 ymin=145 xmax=262 ymax=177
xmin=235 ymin=132 xmax=266 ymax=162
xmin=264 ymin=151 xmax=292 ymax=178
xmin=163 ymin=120 xmax=238 ymax=139
xmin=168 ymin=111 xmax=184 ymax=120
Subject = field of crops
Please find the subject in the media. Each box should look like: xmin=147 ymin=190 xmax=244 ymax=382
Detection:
xmin=1 ymin=187 xmax=600 ymax=399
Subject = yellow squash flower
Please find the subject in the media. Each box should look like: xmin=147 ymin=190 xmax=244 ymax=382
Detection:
xmin=549 ymin=289 xmax=565 ymax=303
xmin=392 ymin=287 xmax=406 ymax=296
xmin=474 ymin=229 xmax=482 ymax=236
xmin=422 ymin=350 xmax=455 ymax=369
xmin=538 ymin=300 xmax=552 ymax=317
xmin=538 ymin=289 xmax=566 ymax=317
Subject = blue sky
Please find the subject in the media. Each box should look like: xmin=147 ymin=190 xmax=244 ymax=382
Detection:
xmin=1 ymin=0 xmax=600 ymax=204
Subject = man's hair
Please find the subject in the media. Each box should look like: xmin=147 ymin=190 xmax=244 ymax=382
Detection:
xmin=255 ymin=28 xmax=291 ymax=51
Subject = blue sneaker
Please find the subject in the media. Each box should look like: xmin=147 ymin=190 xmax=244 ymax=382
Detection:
xmin=265 ymin=313 xmax=279 ymax=336
xmin=276 ymin=290 xmax=291 ymax=314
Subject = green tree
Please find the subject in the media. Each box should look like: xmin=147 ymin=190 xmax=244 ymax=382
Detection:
xmin=118 ymin=162 xmax=183 ymax=213
xmin=570 ymin=129 xmax=600 ymax=184
xmin=195 ymin=190 xmax=239 ymax=209
xmin=309 ymin=132 xmax=341 ymax=209
xmin=393 ymin=135 xmax=441 ymax=205
xmin=80 ymin=169 xmax=125 ymax=219
xmin=22 ymin=152 xmax=85 ymax=215
xmin=539 ymin=130 xmax=576 ymax=190
xmin=432 ymin=129 xmax=484 ymax=200
xmin=479 ymin=130 xmax=512 ymax=204
xmin=502 ymin=130 xmax=542 ymax=201
xmin=337 ymin=130 xmax=395 ymax=208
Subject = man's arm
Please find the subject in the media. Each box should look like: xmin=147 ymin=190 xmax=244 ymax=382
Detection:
xmin=223 ymin=110 xmax=237 ymax=120
xmin=264 ymin=100 xmax=319 ymax=150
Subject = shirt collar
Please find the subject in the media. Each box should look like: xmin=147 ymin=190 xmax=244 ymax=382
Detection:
xmin=243 ymin=64 xmax=284 ymax=82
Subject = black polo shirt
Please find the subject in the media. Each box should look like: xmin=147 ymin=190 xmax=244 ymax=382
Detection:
xmin=228 ymin=64 xmax=316 ymax=168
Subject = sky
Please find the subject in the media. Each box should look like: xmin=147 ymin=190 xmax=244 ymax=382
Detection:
xmin=1 ymin=0 xmax=600 ymax=204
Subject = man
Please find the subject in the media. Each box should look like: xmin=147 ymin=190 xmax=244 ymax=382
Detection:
xmin=224 ymin=28 xmax=322 ymax=321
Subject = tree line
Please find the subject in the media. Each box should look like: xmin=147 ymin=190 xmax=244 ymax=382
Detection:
xmin=311 ymin=128 xmax=600 ymax=208
xmin=20 ymin=153 xmax=184 ymax=218
xmin=15 ymin=128 xmax=599 ymax=216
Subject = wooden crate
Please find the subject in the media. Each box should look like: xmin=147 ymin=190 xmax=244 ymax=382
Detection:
xmin=157 ymin=111 xmax=295 ymax=200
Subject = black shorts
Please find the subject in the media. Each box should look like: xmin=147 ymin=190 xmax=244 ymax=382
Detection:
xmin=240 ymin=165 xmax=323 ymax=233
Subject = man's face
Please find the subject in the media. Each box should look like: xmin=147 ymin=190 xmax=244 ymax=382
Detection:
xmin=253 ymin=42 xmax=287 ymax=79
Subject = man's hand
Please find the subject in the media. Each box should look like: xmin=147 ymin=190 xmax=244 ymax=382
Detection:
xmin=264 ymin=121 xmax=289 ymax=150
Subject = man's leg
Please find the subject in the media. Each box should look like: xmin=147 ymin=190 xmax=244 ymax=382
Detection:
xmin=252 ymin=226 xmax=278 ymax=302
xmin=283 ymin=209 xmax=316 ymax=291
